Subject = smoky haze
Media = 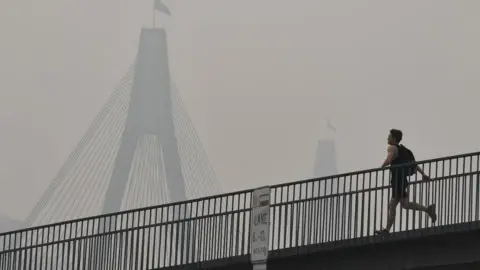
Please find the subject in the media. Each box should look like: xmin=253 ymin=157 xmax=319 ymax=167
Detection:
xmin=0 ymin=0 xmax=479 ymax=223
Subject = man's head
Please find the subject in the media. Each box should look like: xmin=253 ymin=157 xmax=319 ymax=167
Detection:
xmin=388 ymin=129 xmax=402 ymax=145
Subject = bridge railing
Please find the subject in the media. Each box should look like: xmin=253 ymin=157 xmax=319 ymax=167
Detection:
xmin=0 ymin=151 xmax=479 ymax=269
xmin=269 ymin=151 xmax=480 ymax=251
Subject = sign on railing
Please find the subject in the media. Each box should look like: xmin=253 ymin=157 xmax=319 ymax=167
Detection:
xmin=250 ymin=186 xmax=271 ymax=269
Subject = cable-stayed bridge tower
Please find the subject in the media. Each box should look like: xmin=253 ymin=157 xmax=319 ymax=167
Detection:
xmin=102 ymin=28 xmax=186 ymax=215
xmin=26 ymin=26 xmax=221 ymax=226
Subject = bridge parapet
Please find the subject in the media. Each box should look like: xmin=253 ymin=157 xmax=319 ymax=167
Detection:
xmin=1 ymin=151 xmax=479 ymax=269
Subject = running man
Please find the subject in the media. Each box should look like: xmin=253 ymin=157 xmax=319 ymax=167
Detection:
xmin=376 ymin=129 xmax=437 ymax=234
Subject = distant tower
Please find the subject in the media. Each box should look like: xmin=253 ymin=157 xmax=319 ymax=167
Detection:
xmin=312 ymin=121 xmax=342 ymax=242
xmin=101 ymin=27 xmax=184 ymax=214
xmin=26 ymin=27 xmax=221 ymax=226
xmin=313 ymin=139 xmax=338 ymax=178
xmin=17 ymin=3 xmax=218 ymax=267
xmin=313 ymin=120 xmax=338 ymax=177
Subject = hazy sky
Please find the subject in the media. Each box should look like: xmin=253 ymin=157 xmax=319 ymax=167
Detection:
xmin=1 ymin=0 xmax=479 ymax=220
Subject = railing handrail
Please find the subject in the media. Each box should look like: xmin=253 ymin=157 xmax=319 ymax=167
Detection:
xmin=0 ymin=189 xmax=255 ymax=237
xmin=2 ymin=150 xmax=479 ymax=237
xmin=271 ymin=150 xmax=480 ymax=188
xmin=270 ymin=171 xmax=477 ymax=207
xmin=2 ymin=170 xmax=475 ymax=253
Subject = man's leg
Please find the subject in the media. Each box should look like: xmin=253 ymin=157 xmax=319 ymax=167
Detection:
xmin=375 ymin=186 xmax=401 ymax=235
xmin=400 ymin=197 xmax=437 ymax=223
xmin=384 ymin=196 xmax=400 ymax=232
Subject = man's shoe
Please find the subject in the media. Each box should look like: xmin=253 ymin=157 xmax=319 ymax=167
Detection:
xmin=374 ymin=229 xmax=390 ymax=235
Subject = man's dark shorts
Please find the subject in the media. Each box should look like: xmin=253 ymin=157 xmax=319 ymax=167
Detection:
xmin=391 ymin=172 xmax=408 ymax=199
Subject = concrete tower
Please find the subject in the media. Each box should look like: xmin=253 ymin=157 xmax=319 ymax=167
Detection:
xmin=101 ymin=28 xmax=186 ymax=214
xmin=313 ymin=139 xmax=338 ymax=178
xmin=312 ymin=121 xmax=342 ymax=242
xmin=26 ymin=27 xmax=221 ymax=226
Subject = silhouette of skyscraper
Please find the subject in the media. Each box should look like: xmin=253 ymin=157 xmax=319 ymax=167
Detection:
xmin=311 ymin=135 xmax=344 ymax=242
xmin=313 ymin=139 xmax=338 ymax=178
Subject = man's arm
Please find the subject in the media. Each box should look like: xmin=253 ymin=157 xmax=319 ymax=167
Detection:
xmin=381 ymin=145 xmax=396 ymax=167
xmin=416 ymin=165 xmax=431 ymax=180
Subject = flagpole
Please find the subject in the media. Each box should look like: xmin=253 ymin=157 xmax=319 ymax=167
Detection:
xmin=152 ymin=1 xmax=156 ymax=28
xmin=327 ymin=119 xmax=336 ymax=134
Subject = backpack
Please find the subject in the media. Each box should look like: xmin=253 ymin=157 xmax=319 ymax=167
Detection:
xmin=397 ymin=144 xmax=417 ymax=176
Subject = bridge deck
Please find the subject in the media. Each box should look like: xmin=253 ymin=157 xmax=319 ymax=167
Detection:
xmin=164 ymin=220 xmax=480 ymax=270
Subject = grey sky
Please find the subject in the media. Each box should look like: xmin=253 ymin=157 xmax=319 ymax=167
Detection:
xmin=0 ymin=0 xmax=479 ymax=220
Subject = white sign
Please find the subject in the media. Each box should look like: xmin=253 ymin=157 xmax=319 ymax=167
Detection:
xmin=250 ymin=186 xmax=270 ymax=264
